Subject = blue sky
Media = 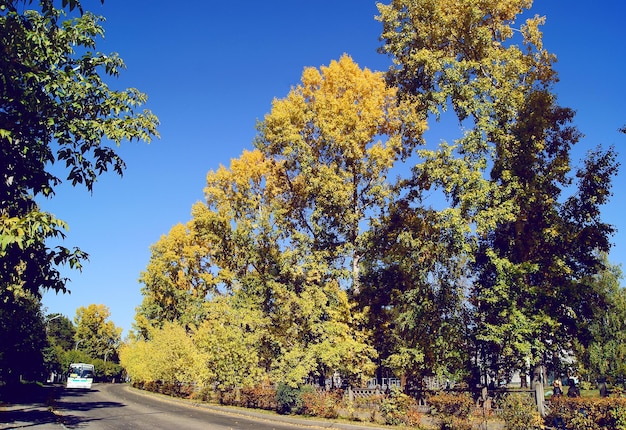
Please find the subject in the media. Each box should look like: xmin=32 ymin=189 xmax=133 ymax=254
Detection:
xmin=42 ymin=1 xmax=625 ymax=336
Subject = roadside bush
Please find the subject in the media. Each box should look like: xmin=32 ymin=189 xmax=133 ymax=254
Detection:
xmin=344 ymin=393 xmax=387 ymax=423
xmin=240 ymin=385 xmax=277 ymax=410
xmin=428 ymin=392 xmax=474 ymax=430
xmin=301 ymin=387 xmax=340 ymax=418
xmin=275 ymin=383 xmax=301 ymax=414
xmin=190 ymin=385 xmax=215 ymax=402
xmin=428 ymin=392 xmax=474 ymax=419
xmin=499 ymin=392 xmax=542 ymax=430
xmin=276 ymin=383 xmax=315 ymax=414
xmin=217 ymin=388 xmax=238 ymax=406
xmin=546 ymin=397 xmax=626 ymax=429
xmin=380 ymin=387 xmax=422 ymax=427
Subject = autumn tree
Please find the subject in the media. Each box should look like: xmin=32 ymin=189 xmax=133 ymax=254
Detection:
xmin=255 ymin=54 xmax=422 ymax=295
xmin=74 ymin=304 xmax=122 ymax=361
xmin=192 ymin=148 xmax=377 ymax=386
xmin=191 ymin=296 xmax=266 ymax=390
xmin=0 ymin=0 xmax=159 ymax=301
xmin=137 ymin=222 xmax=215 ymax=336
xmin=251 ymin=55 xmax=408 ymax=384
xmin=376 ymin=0 xmax=619 ymax=384
xmin=120 ymin=322 xmax=200 ymax=389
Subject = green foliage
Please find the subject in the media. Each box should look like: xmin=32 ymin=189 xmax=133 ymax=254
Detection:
xmin=580 ymin=381 xmax=594 ymax=391
xmin=0 ymin=0 xmax=159 ymax=298
xmin=74 ymin=304 xmax=122 ymax=360
xmin=374 ymin=0 xmax=620 ymax=384
xmin=361 ymin=202 xmax=472 ymax=383
xmin=428 ymin=392 xmax=474 ymax=420
xmin=91 ymin=358 xmax=123 ymax=382
xmin=498 ymin=392 xmax=542 ymax=430
xmin=577 ymin=261 xmax=626 ymax=382
xmin=547 ymin=397 xmax=626 ymax=430
xmin=61 ymin=349 xmax=92 ymax=371
xmin=379 ymin=387 xmax=421 ymax=426
xmin=46 ymin=313 xmax=76 ymax=351
xmin=275 ymin=383 xmax=301 ymax=414
xmin=0 ymin=291 xmax=47 ymax=384
xmin=0 ymin=0 xmax=157 ymax=393
xmin=610 ymin=405 xmax=626 ymax=430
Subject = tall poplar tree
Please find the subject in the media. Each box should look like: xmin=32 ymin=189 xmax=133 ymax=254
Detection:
xmin=376 ymin=0 xmax=619 ymax=384
xmin=193 ymin=149 xmax=376 ymax=386
xmin=256 ymin=55 xmax=422 ymax=295
xmin=137 ymin=222 xmax=215 ymax=335
xmin=74 ymin=304 xmax=122 ymax=360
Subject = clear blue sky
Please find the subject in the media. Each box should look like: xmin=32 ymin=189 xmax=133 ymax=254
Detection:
xmin=42 ymin=1 xmax=626 ymax=336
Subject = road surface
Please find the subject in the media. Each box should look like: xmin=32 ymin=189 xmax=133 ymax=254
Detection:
xmin=45 ymin=383 xmax=379 ymax=429
xmin=48 ymin=384 xmax=304 ymax=429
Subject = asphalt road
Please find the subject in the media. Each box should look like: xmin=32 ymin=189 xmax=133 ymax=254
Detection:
xmin=53 ymin=384 xmax=328 ymax=429
xmin=1 ymin=383 xmax=387 ymax=430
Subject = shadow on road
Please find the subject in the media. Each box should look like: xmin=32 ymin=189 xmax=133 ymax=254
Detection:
xmin=51 ymin=387 xmax=126 ymax=428
xmin=1 ymin=384 xmax=126 ymax=429
xmin=0 ymin=384 xmax=61 ymax=429
xmin=0 ymin=383 xmax=59 ymax=404
xmin=0 ymin=407 xmax=59 ymax=429
xmin=54 ymin=398 xmax=124 ymax=412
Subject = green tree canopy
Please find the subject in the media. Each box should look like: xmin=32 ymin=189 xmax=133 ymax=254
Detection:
xmin=0 ymin=290 xmax=47 ymax=385
xmin=0 ymin=0 xmax=159 ymax=299
xmin=578 ymin=259 xmax=626 ymax=382
xmin=46 ymin=313 xmax=75 ymax=351
xmin=74 ymin=303 xmax=122 ymax=360
xmin=374 ymin=0 xmax=619 ymax=384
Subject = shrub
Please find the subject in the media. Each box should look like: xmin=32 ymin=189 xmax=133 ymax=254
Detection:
xmin=499 ymin=392 xmax=542 ymax=430
xmin=380 ymin=387 xmax=422 ymax=426
xmin=301 ymin=387 xmax=340 ymax=419
xmin=428 ymin=392 xmax=474 ymax=430
xmin=275 ymin=383 xmax=301 ymax=414
xmin=217 ymin=388 xmax=238 ymax=406
xmin=438 ymin=416 xmax=473 ymax=430
xmin=142 ymin=380 xmax=158 ymax=393
xmin=580 ymin=380 xmax=593 ymax=391
xmin=240 ymin=385 xmax=277 ymax=410
xmin=428 ymin=392 xmax=474 ymax=419
xmin=190 ymin=385 xmax=215 ymax=402
xmin=546 ymin=397 xmax=626 ymax=430
xmin=611 ymin=405 xmax=626 ymax=430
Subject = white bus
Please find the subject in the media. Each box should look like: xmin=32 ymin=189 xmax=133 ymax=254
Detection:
xmin=66 ymin=363 xmax=95 ymax=389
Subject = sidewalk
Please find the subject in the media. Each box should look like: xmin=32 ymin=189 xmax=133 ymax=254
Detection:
xmin=0 ymin=384 xmax=62 ymax=429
